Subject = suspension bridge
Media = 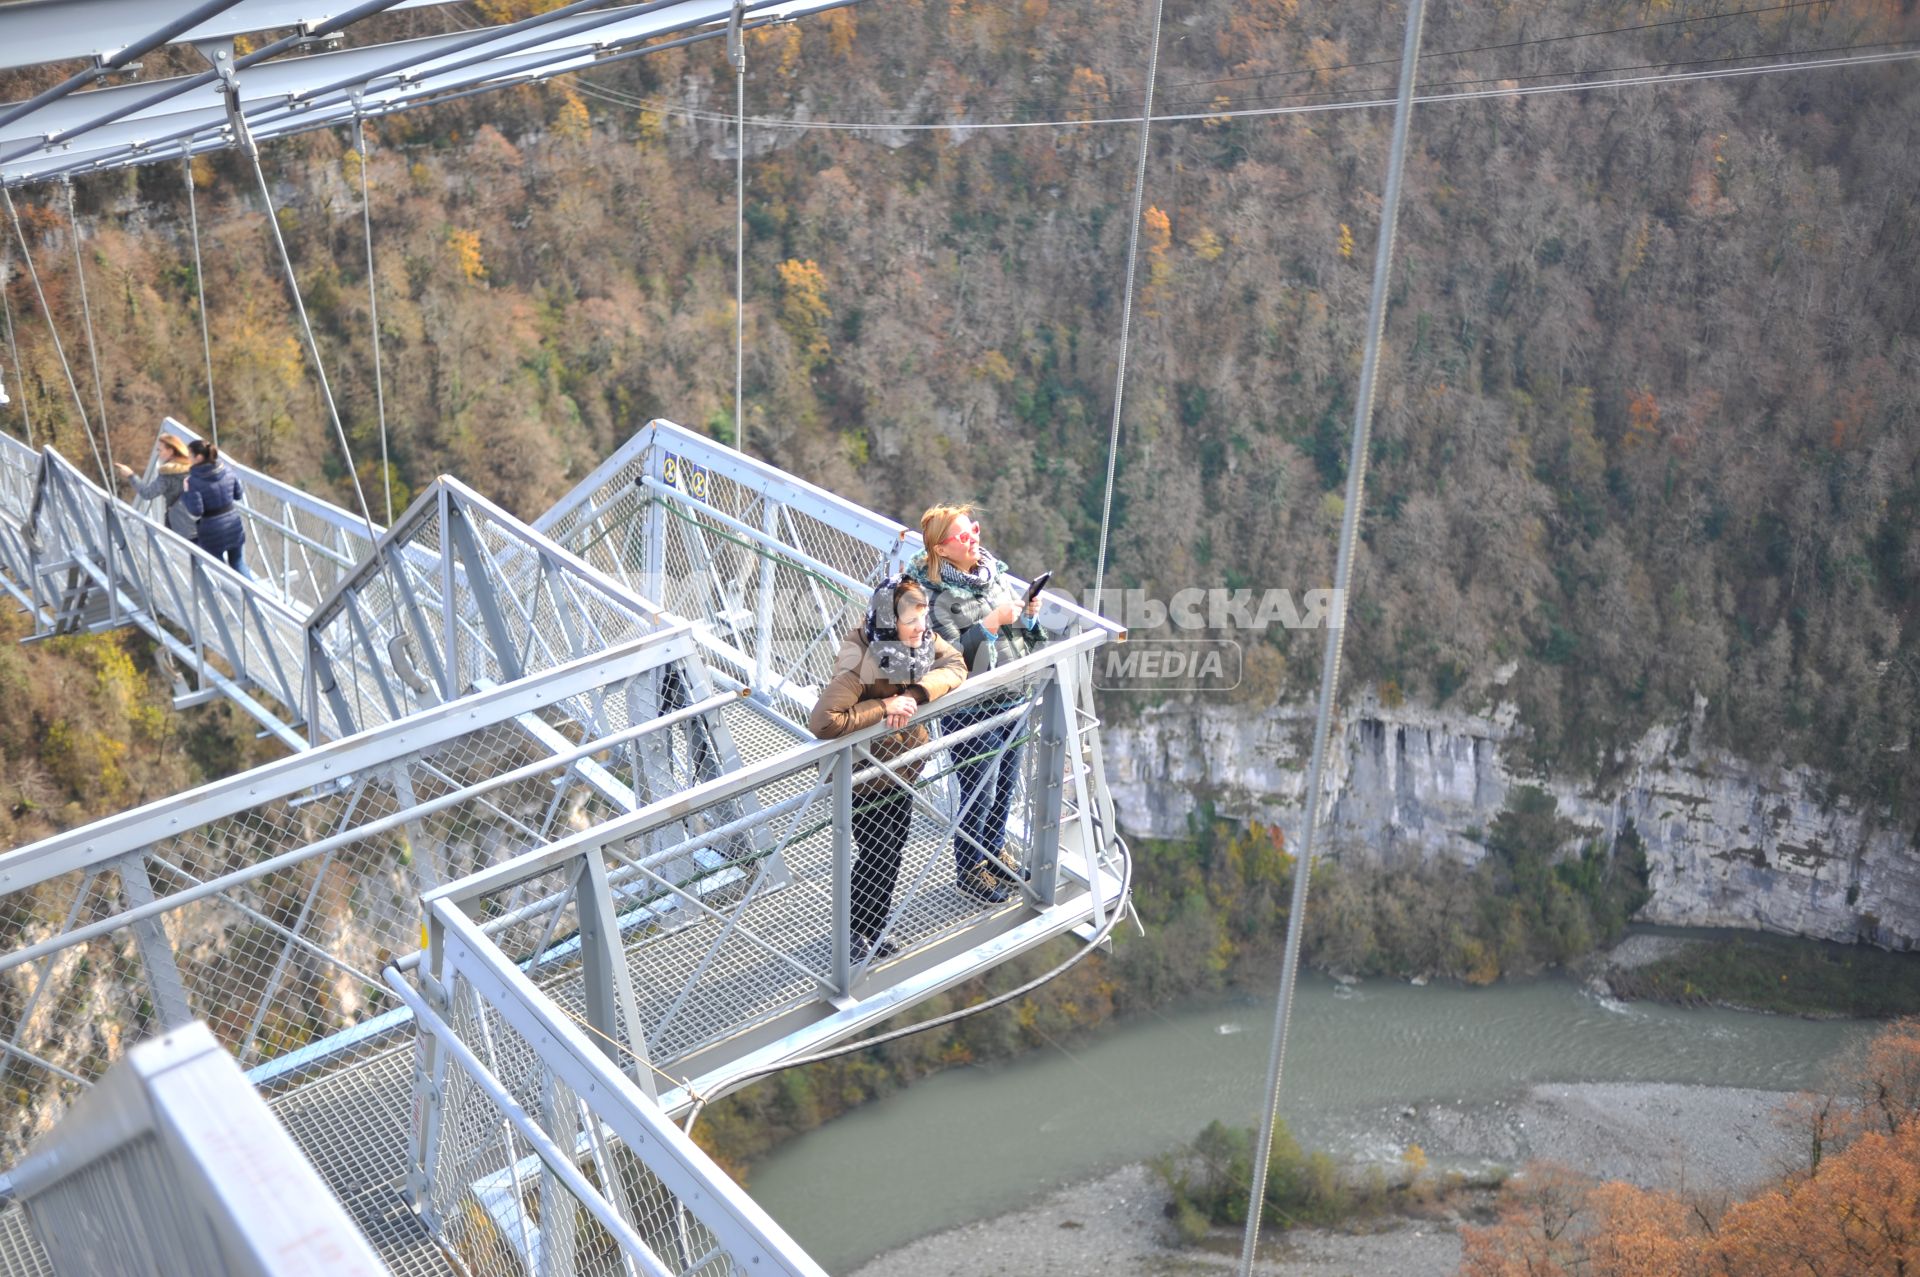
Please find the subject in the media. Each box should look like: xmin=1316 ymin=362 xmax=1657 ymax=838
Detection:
xmin=0 ymin=405 xmax=1129 ymax=1274
xmin=0 ymin=6 xmax=1137 ymax=1270
xmin=1 ymin=0 xmax=1899 ymax=1271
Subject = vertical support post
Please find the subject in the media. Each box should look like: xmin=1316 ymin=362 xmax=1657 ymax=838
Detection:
xmin=438 ymin=485 xmax=458 ymax=692
xmin=639 ymin=441 xmax=667 ymax=608
xmin=309 ymin=631 xmax=357 ymax=743
xmin=575 ymin=849 xmax=655 ymax=1100
xmin=831 ymin=749 xmax=853 ymax=998
xmin=753 ymin=497 xmax=778 ymax=694
xmin=409 ymin=905 xmax=451 ymax=1228
xmin=445 ymin=498 xmax=525 ymax=684
xmin=101 ymin=495 xmax=119 ymax=628
xmin=388 ymin=762 xmax=445 ymax=890
xmin=1066 ymin=656 xmax=1110 ymax=931
xmin=1028 ymin=675 xmax=1069 ymax=908
xmin=116 ymin=851 xmax=194 ymax=1030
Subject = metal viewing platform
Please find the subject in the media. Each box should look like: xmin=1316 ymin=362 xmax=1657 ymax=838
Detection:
xmin=0 ymin=418 xmax=1129 ymax=1275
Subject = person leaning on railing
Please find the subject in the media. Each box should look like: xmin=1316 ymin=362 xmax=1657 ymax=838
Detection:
xmin=908 ymin=504 xmax=1049 ymax=905
xmin=808 ymin=577 xmax=967 ymax=964
xmin=112 ymin=433 xmax=198 ymax=542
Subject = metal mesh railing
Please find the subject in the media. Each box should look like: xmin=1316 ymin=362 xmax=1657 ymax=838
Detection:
xmin=9 ymin=1021 xmax=389 ymax=1277
xmin=397 ymin=911 xmax=827 ymax=1277
xmin=542 ymin=426 xmax=911 ymax=730
xmin=307 ymin=480 xmax=670 ymax=742
xmin=6 ymin=441 xmax=312 ymax=743
xmin=432 ymin=648 xmax=1095 ymax=1089
xmin=0 ymin=632 xmax=730 ymax=1166
xmin=541 ymin=422 xmax=1124 ymax=737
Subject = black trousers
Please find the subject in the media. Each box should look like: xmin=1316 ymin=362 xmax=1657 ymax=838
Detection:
xmin=849 ymin=789 xmax=913 ymax=943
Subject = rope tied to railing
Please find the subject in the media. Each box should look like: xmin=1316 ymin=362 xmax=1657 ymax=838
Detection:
xmin=553 ymin=999 xmax=710 ymax=1105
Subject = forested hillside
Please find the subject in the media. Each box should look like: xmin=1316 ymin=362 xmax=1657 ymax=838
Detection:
xmin=2 ymin=0 xmax=1915 ymax=819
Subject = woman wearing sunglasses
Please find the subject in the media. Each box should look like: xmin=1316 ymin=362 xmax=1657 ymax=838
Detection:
xmin=908 ymin=504 xmax=1050 ymax=905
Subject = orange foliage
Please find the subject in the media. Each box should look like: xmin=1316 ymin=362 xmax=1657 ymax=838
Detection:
xmin=1065 ymin=67 xmax=1109 ymax=123
xmin=1143 ymin=205 xmax=1171 ymax=256
xmin=1830 ymin=385 xmax=1873 ymax=450
xmin=777 ymin=258 xmax=832 ymax=370
xmin=822 ymin=9 xmax=856 ymax=60
xmin=1624 ymin=388 xmax=1660 ymax=450
xmin=1463 ymin=1020 xmax=1920 ymax=1277
xmin=1717 ymin=1123 xmax=1920 ymax=1275
xmin=446 ymin=227 xmax=486 ymax=283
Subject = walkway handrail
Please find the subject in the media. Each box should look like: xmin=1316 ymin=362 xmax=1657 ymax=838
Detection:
xmin=399 ymin=906 xmax=830 ymax=1276
xmin=0 ymin=631 xmax=695 ymax=903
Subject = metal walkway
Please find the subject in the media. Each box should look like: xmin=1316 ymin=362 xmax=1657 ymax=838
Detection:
xmin=0 ymin=419 xmax=1128 ymax=1276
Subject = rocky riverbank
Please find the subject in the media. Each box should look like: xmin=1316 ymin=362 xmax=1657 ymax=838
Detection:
xmin=848 ymin=1081 xmax=1804 ymax=1276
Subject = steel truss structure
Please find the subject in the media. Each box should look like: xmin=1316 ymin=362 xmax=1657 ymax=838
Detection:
xmin=0 ymin=416 xmax=1128 ymax=1276
xmin=0 ymin=0 xmax=865 ymax=187
xmin=0 ymin=6 xmax=1122 ymax=1271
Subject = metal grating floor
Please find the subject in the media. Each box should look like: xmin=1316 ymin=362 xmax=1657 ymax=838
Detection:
xmin=269 ymin=1045 xmax=457 ymax=1277
xmin=0 ymin=1045 xmax=456 ymax=1277
xmin=0 ymin=1206 xmax=49 ymax=1277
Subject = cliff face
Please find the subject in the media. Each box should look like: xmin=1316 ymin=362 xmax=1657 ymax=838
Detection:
xmin=1102 ymin=693 xmax=1918 ymax=951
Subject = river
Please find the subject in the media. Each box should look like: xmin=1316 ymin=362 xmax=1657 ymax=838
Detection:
xmin=744 ymin=972 xmax=1869 ymax=1272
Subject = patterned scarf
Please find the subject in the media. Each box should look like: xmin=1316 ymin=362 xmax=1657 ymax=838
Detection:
xmin=939 ymin=553 xmax=997 ymax=593
xmin=863 ymin=603 xmax=936 ymax=685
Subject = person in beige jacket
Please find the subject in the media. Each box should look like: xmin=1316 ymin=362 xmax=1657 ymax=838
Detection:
xmin=809 ymin=578 xmax=966 ymax=963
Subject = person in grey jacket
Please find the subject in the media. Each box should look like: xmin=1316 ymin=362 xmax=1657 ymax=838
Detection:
xmin=113 ymin=434 xmax=198 ymax=542
xmin=907 ymin=504 xmax=1049 ymax=904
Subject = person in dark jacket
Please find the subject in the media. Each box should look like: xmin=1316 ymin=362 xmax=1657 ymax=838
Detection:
xmin=114 ymin=434 xmax=197 ymax=542
xmin=907 ymin=504 xmax=1049 ymax=904
xmin=180 ymin=440 xmax=248 ymax=576
xmin=809 ymin=578 xmax=967 ymax=963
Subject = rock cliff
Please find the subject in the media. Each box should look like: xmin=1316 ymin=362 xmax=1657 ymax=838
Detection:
xmin=1101 ymin=691 xmax=1917 ymax=950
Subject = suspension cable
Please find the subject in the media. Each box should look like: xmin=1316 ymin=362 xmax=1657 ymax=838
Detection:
xmin=236 ymin=115 xmax=379 ymax=542
xmin=728 ymin=0 xmax=748 ymax=459
xmin=1 ymin=248 xmax=33 ymax=446
xmin=354 ymin=115 xmax=394 ymax=526
xmin=3 ymin=187 xmax=109 ymax=486
xmin=183 ymin=147 xmax=220 ymax=449
xmin=62 ymin=179 xmax=116 ymax=479
xmin=1235 ymin=2 xmax=1428 ymax=1272
xmin=1090 ymin=0 xmax=1168 ymax=617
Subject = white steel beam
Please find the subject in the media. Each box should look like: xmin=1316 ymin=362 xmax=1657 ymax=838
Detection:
xmin=0 ymin=0 xmax=458 ymax=72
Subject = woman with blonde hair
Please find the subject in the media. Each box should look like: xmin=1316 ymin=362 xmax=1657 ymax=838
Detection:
xmin=907 ymin=504 xmax=1049 ymax=904
xmin=113 ymin=433 xmax=198 ymax=542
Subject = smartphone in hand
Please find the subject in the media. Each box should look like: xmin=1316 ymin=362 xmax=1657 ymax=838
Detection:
xmin=1024 ymin=570 xmax=1053 ymax=605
